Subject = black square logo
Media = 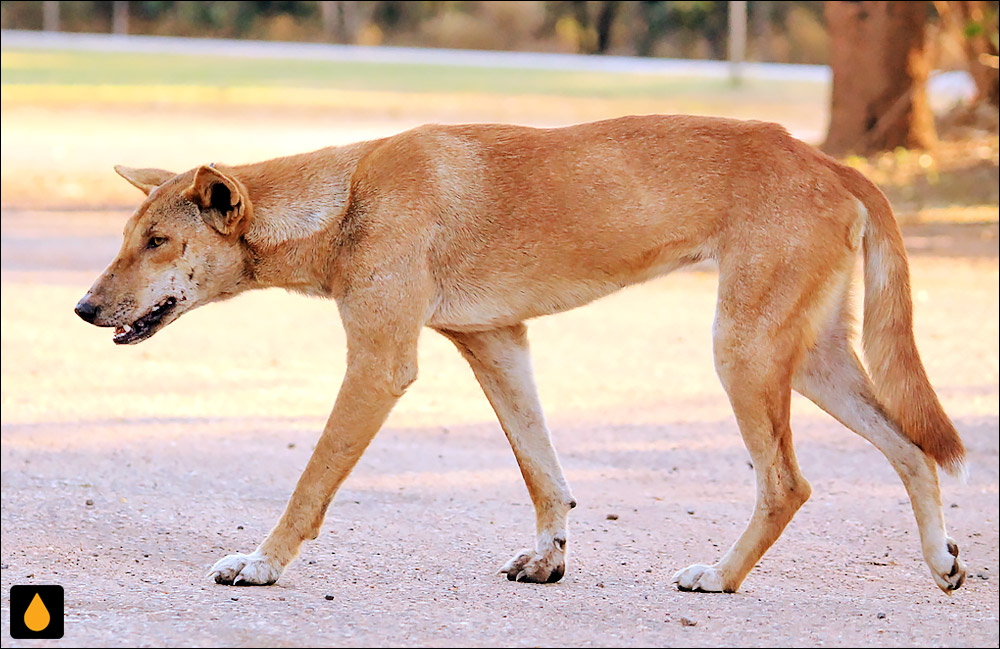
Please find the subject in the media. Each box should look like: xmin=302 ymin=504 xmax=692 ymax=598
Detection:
xmin=9 ymin=585 xmax=64 ymax=639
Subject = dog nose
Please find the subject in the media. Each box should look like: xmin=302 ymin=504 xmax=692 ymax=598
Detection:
xmin=74 ymin=298 xmax=100 ymax=323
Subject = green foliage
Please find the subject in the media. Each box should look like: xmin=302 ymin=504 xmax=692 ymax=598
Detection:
xmin=964 ymin=18 xmax=985 ymax=38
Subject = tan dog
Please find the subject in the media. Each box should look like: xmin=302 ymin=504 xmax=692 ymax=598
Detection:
xmin=75 ymin=115 xmax=966 ymax=593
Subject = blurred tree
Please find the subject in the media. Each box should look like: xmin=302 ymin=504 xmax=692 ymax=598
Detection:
xmin=935 ymin=0 xmax=999 ymax=106
xmin=0 ymin=0 xmax=836 ymax=64
xmin=747 ymin=1 xmax=828 ymax=64
xmin=636 ymin=1 xmax=729 ymax=58
xmin=823 ymin=1 xmax=937 ymax=155
xmin=594 ymin=0 xmax=620 ymax=53
xmin=318 ymin=1 xmax=372 ymax=43
xmin=637 ymin=1 xmax=670 ymax=56
xmin=537 ymin=1 xmax=622 ymax=54
xmin=749 ymin=0 xmax=774 ymax=61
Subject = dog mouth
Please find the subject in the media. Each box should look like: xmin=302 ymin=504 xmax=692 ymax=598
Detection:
xmin=113 ymin=297 xmax=177 ymax=345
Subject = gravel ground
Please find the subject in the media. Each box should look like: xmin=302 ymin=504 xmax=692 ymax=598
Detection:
xmin=1 ymin=208 xmax=997 ymax=647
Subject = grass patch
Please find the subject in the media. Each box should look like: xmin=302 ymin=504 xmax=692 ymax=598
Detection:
xmin=1 ymin=48 xmax=823 ymax=102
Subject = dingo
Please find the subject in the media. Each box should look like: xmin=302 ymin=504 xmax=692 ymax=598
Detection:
xmin=76 ymin=115 xmax=966 ymax=593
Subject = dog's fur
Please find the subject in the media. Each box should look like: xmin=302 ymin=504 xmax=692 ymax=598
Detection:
xmin=76 ymin=115 xmax=966 ymax=593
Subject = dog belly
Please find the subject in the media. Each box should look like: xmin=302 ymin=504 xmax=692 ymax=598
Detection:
xmin=427 ymin=242 xmax=710 ymax=331
xmin=428 ymin=278 xmax=621 ymax=331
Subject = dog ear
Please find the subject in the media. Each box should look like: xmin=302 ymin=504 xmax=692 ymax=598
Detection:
xmin=114 ymin=165 xmax=175 ymax=195
xmin=184 ymin=165 xmax=251 ymax=236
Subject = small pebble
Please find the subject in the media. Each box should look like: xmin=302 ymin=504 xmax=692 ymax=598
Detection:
xmin=85 ymin=499 xmax=94 ymax=506
xmin=977 ymin=572 xmax=989 ymax=580
xmin=236 ymin=525 xmax=244 ymax=530
xmin=231 ymin=597 xmax=239 ymax=601
xmin=325 ymin=594 xmax=334 ymax=601
xmin=606 ymin=513 xmax=619 ymax=520
xmin=288 ymin=443 xmax=296 ymax=449
xmin=877 ymin=612 xmax=886 ymax=619
xmin=686 ymin=508 xmax=695 ymax=515
xmin=680 ymin=617 xmax=697 ymax=627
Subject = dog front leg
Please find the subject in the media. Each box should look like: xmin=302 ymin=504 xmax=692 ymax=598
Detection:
xmin=209 ymin=344 xmax=418 ymax=585
xmin=440 ymin=324 xmax=576 ymax=583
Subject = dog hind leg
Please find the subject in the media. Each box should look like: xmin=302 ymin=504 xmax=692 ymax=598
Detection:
xmin=674 ymin=318 xmax=811 ymax=592
xmin=674 ymin=245 xmax=837 ymax=593
xmin=440 ymin=324 xmax=577 ymax=583
xmin=792 ymin=309 xmax=966 ymax=592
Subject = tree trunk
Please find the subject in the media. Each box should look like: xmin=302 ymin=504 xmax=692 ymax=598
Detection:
xmin=596 ymin=2 xmax=620 ymax=54
xmin=823 ymin=1 xmax=937 ymax=156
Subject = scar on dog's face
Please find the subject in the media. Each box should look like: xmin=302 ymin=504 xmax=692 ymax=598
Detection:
xmin=74 ymin=165 xmax=253 ymax=344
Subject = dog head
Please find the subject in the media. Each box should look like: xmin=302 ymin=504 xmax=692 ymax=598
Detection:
xmin=75 ymin=164 xmax=254 ymax=344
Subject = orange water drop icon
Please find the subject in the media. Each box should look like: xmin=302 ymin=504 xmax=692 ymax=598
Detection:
xmin=24 ymin=592 xmax=51 ymax=632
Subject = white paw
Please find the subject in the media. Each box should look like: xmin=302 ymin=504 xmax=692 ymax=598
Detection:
xmin=208 ymin=551 xmax=282 ymax=586
xmin=673 ymin=563 xmax=730 ymax=593
xmin=928 ymin=538 xmax=967 ymax=593
xmin=500 ymin=543 xmax=566 ymax=583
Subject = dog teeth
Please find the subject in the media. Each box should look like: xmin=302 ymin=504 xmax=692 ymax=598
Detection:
xmin=112 ymin=299 xmax=175 ymax=343
xmin=150 ymin=298 xmax=175 ymax=316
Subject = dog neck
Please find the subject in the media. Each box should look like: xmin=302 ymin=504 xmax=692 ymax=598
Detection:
xmin=225 ymin=140 xmax=381 ymax=297
xmin=236 ymin=142 xmax=377 ymax=248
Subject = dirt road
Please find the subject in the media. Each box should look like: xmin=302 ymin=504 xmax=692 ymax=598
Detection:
xmin=1 ymin=205 xmax=997 ymax=646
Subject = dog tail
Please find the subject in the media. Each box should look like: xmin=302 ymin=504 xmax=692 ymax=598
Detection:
xmin=827 ymin=160 xmax=966 ymax=477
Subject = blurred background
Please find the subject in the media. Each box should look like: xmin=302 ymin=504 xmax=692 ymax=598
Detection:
xmin=1 ymin=4 xmax=997 ymax=646
xmin=1 ymin=1 xmax=998 ymax=212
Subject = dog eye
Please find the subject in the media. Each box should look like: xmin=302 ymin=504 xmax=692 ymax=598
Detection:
xmin=147 ymin=236 xmax=168 ymax=249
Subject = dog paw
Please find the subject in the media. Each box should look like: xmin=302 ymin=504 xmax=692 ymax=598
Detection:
xmin=929 ymin=538 xmax=966 ymax=593
xmin=500 ymin=547 xmax=565 ymax=583
xmin=673 ymin=563 xmax=731 ymax=593
xmin=208 ymin=551 xmax=282 ymax=586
